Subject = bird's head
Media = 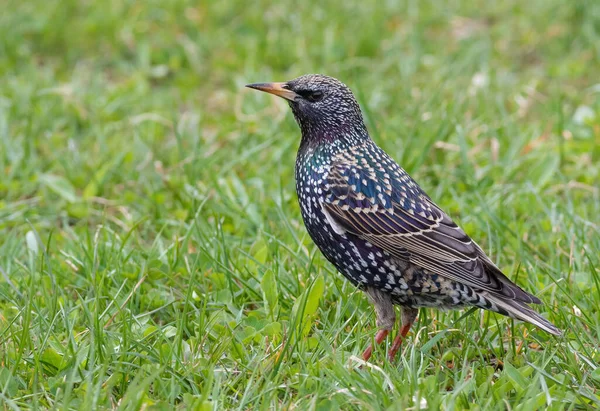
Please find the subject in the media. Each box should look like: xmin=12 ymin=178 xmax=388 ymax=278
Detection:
xmin=247 ymin=74 xmax=368 ymax=146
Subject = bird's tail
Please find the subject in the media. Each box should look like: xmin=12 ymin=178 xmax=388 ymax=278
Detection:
xmin=482 ymin=293 xmax=562 ymax=336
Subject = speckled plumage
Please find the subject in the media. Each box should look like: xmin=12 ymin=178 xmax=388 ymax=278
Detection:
xmin=247 ymin=74 xmax=560 ymax=360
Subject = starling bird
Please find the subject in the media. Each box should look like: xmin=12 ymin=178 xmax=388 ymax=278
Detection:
xmin=247 ymin=74 xmax=560 ymax=361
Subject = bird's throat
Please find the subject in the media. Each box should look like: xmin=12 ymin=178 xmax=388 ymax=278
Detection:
xmin=297 ymin=122 xmax=370 ymax=156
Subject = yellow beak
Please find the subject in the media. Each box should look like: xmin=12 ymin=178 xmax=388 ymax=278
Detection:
xmin=245 ymin=82 xmax=297 ymax=101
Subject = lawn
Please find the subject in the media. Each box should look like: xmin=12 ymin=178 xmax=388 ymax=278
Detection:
xmin=1 ymin=0 xmax=599 ymax=409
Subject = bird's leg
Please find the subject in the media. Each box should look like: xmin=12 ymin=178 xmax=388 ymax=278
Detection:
xmin=388 ymin=307 xmax=418 ymax=361
xmin=361 ymin=329 xmax=389 ymax=361
xmin=362 ymin=288 xmax=395 ymax=361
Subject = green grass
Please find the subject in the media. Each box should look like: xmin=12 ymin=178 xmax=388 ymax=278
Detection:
xmin=1 ymin=0 xmax=599 ymax=409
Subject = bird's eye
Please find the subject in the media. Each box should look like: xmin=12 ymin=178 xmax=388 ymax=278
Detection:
xmin=297 ymin=89 xmax=324 ymax=103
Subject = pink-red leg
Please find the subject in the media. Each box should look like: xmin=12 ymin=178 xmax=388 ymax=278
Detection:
xmin=387 ymin=322 xmax=412 ymax=361
xmin=387 ymin=308 xmax=418 ymax=361
xmin=362 ymin=329 xmax=390 ymax=361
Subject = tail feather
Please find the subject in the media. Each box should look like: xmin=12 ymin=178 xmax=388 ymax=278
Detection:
xmin=482 ymin=293 xmax=562 ymax=336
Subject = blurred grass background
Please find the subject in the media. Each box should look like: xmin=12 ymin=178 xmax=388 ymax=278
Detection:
xmin=1 ymin=0 xmax=599 ymax=409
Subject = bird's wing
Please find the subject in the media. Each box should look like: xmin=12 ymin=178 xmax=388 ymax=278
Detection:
xmin=322 ymin=147 xmax=539 ymax=304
